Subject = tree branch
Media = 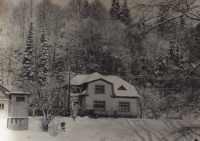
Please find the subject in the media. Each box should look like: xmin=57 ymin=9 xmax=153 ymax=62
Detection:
xmin=140 ymin=15 xmax=182 ymax=37
xmin=180 ymin=61 xmax=200 ymax=88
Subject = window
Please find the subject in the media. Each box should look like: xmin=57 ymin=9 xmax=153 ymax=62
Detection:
xmin=16 ymin=97 xmax=25 ymax=102
xmin=118 ymin=85 xmax=127 ymax=90
xmin=119 ymin=102 xmax=130 ymax=112
xmin=0 ymin=104 xmax=4 ymax=110
xmin=95 ymin=85 xmax=105 ymax=94
xmin=94 ymin=101 xmax=105 ymax=111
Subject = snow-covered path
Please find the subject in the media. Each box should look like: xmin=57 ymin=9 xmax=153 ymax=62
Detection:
xmin=0 ymin=117 xmax=199 ymax=141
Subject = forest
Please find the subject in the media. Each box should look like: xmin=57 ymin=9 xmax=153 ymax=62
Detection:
xmin=0 ymin=0 xmax=200 ymax=137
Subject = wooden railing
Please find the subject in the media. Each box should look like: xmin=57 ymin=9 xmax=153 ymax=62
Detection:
xmin=78 ymin=110 xmax=137 ymax=118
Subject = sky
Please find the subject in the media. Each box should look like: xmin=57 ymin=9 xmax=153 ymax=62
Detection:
xmin=11 ymin=0 xmax=150 ymax=9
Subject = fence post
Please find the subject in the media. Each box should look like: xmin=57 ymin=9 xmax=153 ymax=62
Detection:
xmin=189 ymin=113 xmax=190 ymax=120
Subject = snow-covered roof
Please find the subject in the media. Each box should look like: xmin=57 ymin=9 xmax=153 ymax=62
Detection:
xmin=0 ymin=84 xmax=31 ymax=95
xmin=9 ymin=92 xmax=31 ymax=95
xmin=70 ymin=90 xmax=88 ymax=96
xmin=71 ymin=72 xmax=140 ymax=98
xmin=70 ymin=72 xmax=104 ymax=85
xmin=105 ymin=75 xmax=140 ymax=97
xmin=0 ymin=84 xmax=10 ymax=94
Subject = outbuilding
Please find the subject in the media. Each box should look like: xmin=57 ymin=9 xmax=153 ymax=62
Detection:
xmin=0 ymin=84 xmax=31 ymax=130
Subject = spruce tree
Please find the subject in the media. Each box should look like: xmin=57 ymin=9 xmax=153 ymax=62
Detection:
xmin=120 ymin=0 xmax=131 ymax=26
xmin=191 ymin=23 xmax=200 ymax=62
xmin=22 ymin=21 xmax=35 ymax=82
xmin=109 ymin=0 xmax=120 ymax=21
xmin=131 ymin=60 xmax=139 ymax=75
xmin=82 ymin=0 xmax=90 ymax=19
xmin=154 ymin=56 xmax=166 ymax=77
xmin=168 ymin=35 xmax=184 ymax=70
xmin=37 ymin=26 xmax=49 ymax=86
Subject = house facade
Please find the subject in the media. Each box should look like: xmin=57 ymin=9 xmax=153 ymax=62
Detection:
xmin=70 ymin=72 xmax=141 ymax=117
xmin=0 ymin=85 xmax=10 ymax=117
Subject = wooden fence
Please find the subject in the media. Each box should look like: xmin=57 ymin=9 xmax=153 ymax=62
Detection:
xmin=29 ymin=109 xmax=199 ymax=120
xmin=141 ymin=111 xmax=183 ymax=119
xmin=78 ymin=110 xmax=137 ymax=118
xmin=29 ymin=109 xmax=137 ymax=118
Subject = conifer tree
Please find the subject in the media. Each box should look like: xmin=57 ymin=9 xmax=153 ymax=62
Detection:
xmin=191 ymin=23 xmax=200 ymax=62
xmin=168 ymin=35 xmax=184 ymax=70
xmin=154 ymin=56 xmax=165 ymax=77
xmin=22 ymin=21 xmax=35 ymax=82
xmin=109 ymin=0 xmax=120 ymax=21
xmin=37 ymin=26 xmax=49 ymax=86
xmin=81 ymin=0 xmax=90 ymax=19
xmin=131 ymin=60 xmax=139 ymax=75
xmin=120 ymin=0 xmax=131 ymax=26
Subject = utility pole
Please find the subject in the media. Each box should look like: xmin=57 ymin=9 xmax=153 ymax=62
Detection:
xmin=0 ymin=25 xmax=3 ymax=85
xmin=0 ymin=43 xmax=3 ymax=85
xmin=68 ymin=66 xmax=71 ymax=117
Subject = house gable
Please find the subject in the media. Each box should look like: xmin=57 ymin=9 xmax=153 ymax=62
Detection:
xmin=87 ymin=78 xmax=113 ymax=85
xmin=86 ymin=79 xmax=115 ymax=97
xmin=84 ymin=79 xmax=114 ymax=111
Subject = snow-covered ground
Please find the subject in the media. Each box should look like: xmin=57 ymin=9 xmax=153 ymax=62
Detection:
xmin=0 ymin=116 xmax=199 ymax=141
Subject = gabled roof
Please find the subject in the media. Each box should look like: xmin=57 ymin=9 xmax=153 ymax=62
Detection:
xmin=71 ymin=72 xmax=140 ymax=98
xmin=0 ymin=84 xmax=10 ymax=95
xmin=70 ymin=72 xmax=106 ymax=85
xmin=0 ymin=84 xmax=30 ymax=95
xmin=105 ymin=75 xmax=139 ymax=97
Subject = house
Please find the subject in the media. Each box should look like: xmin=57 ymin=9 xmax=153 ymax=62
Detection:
xmin=70 ymin=72 xmax=141 ymax=117
xmin=0 ymin=84 xmax=10 ymax=117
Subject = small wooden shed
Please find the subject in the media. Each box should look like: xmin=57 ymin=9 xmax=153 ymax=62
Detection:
xmin=7 ymin=92 xmax=31 ymax=130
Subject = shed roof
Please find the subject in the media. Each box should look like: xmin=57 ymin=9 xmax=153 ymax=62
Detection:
xmin=9 ymin=92 xmax=31 ymax=95
xmin=71 ymin=72 xmax=140 ymax=98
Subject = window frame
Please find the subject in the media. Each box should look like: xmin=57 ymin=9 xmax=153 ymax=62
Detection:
xmin=95 ymin=85 xmax=105 ymax=94
xmin=16 ymin=97 xmax=25 ymax=102
xmin=119 ymin=102 xmax=130 ymax=112
xmin=0 ymin=103 xmax=4 ymax=110
xmin=93 ymin=101 xmax=106 ymax=111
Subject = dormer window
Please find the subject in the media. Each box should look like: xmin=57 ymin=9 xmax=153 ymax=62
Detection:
xmin=118 ymin=85 xmax=126 ymax=90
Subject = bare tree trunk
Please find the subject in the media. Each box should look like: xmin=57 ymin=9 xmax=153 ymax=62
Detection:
xmin=32 ymin=108 xmax=35 ymax=117
xmin=140 ymin=109 xmax=143 ymax=119
xmin=42 ymin=109 xmax=49 ymax=132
